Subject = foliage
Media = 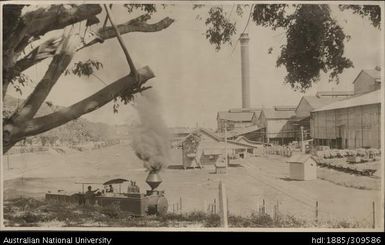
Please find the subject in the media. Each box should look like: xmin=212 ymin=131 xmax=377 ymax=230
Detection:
xmin=276 ymin=5 xmax=353 ymax=91
xmin=192 ymin=4 xmax=204 ymax=10
xmin=65 ymin=59 xmax=103 ymax=77
xmin=252 ymin=4 xmax=291 ymax=30
xmin=339 ymin=5 xmax=381 ymax=29
xmin=100 ymin=203 xmax=123 ymax=219
xmin=4 ymin=197 xmax=370 ymax=228
xmin=10 ymin=73 xmax=33 ymax=95
xmin=205 ymin=7 xmax=237 ymax=51
xmin=112 ymin=94 xmax=134 ymax=113
xmin=124 ymin=4 xmax=158 ymax=14
xmin=204 ymin=4 xmax=380 ymax=91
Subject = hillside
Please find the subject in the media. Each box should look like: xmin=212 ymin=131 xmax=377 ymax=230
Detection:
xmin=3 ymin=95 xmax=128 ymax=144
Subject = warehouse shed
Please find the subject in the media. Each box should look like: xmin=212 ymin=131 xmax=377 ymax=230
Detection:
xmin=310 ymin=90 xmax=381 ymax=149
xmin=217 ymin=108 xmax=261 ymax=133
xmin=181 ymin=128 xmax=259 ymax=169
xmin=256 ymin=106 xmax=297 ymax=145
xmin=353 ymin=68 xmax=381 ymax=95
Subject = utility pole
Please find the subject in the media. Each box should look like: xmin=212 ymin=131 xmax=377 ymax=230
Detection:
xmin=224 ymin=121 xmax=228 ymax=167
xmin=300 ymin=126 xmax=305 ymax=153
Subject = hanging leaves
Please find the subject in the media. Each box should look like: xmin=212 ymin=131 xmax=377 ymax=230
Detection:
xmin=203 ymin=3 xmax=379 ymax=91
xmin=339 ymin=5 xmax=381 ymax=29
xmin=64 ymin=59 xmax=103 ymax=77
xmin=252 ymin=4 xmax=291 ymax=30
xmin=10 ymin=73 xmax=33 ymax=95
xmin=205 ymin=7 xmax=236 ymax=51
xmin=276 ymin=5 xmax=353 ymax=91
xmin=124 ymin=4 xmax=158 ymax=15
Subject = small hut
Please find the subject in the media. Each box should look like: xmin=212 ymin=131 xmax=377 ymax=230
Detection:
xmin=287 ymin=153 xmax=317 ymax=180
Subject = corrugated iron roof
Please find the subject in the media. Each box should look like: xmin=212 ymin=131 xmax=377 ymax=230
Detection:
xmin=273 ymin=105 xmax=297 ymax=111
xmin=217 ymin=111 xmax=254 ymax=121
xmin=353 ymin=69 xmax=382 ymax=84
xmin=315 ymin=91 xmax=354 ymax=97
xmin=266 ymin=120 xmax=292 ymax=137
xmin=217 ymin=108 xmax=262 ymax=122
xmin=262 ymin=108 xmax=296 ymax=119
xmin=182 ymin=128 xmax=223 ymax=142
xmin=363 ymin=69 xmax=381 ymax=81
xmin=225 ymin=125 xmax=261 ymax=138
xmin=287 ymin=153 xmax=313 ymax=163
xmin=313 ymin=89 xmax=381 ymax=112
xmin=234 ymin=136 xmax=264 ymax=145
xmin=227 ymin=140 xmax=260 ymax=148
xmin=228 ymin=108 xmax=262 ymax=113
xmin=302 ymin=96 xmax=342 ymax=109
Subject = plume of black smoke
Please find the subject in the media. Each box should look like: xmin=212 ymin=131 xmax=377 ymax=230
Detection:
xmin=132 ymin=90 xmax=171 ymax=172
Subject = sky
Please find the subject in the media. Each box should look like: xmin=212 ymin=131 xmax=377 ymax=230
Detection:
xmin=9 ymin=3 xmax=383 ymax=129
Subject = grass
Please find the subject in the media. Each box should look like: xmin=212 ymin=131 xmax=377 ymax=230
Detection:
xmin=317 ymin=167 xmax=380 ymax=191
xmin=3 ymin=197 xmax=371 ymax=228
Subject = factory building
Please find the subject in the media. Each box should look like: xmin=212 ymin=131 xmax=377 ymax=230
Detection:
xmin=255 ymin=106 xmax=297 ymax=145
xmin=291 ymin=95 xmax=345 ymax=139
xmin=217 ymin=108 xmax=261 ymax=133
xmin=310 ymin=67 xmax=381 ymax=149
xmin=353 ymin=67 xmax=381 ymax=95
xmin=181 ymin=128 xmax=261 ymax=168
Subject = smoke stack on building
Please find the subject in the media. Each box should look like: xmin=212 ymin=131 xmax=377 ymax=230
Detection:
xmin=240 ymin=33 xmax=250 ymax=109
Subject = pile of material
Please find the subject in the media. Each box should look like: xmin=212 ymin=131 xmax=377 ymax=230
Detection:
xmin=314 ymin=156 xmax=378 ymax=176
xmin=315 ymin=148 xmax=380 ymax=162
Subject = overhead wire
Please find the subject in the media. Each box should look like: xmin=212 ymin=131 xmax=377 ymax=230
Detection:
xmin=230 ymin=4 xmax=254 ymax=56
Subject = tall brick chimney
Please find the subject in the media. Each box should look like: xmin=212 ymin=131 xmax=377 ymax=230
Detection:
xmin=240 ymin=33 xmax=250 ymax=109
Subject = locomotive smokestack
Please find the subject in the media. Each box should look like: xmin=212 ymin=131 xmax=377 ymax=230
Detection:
xmin=240 ymin=33 xmax=250 ymax=109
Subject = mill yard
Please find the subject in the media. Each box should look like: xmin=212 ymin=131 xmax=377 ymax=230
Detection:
xmin=3 ymin=143 xmax=382 ymax=228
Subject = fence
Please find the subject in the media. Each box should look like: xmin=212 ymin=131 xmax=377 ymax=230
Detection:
xmin=263 ymin=145 xmax=294 ymax=157
xmin=169 ymin=197 xmax=183 ymax=214
xmin=169 ymin=187 xmax=379 ymax=229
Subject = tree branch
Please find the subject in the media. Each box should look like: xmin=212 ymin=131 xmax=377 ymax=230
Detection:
xmin=12 ymin=15 xmax=174 ymax=76
xmin=104 ymin=4 xmax=138 ymax=77
xmin=4 ymin=66 xmax=154 ymax=151
xmin=98 ymin=14 xmax=174 ymax=39
xmin=10 ymin=30 xmax=79 ymax=123
xmin=5 ymin=4 xmax=102 ymax=53
xmin=3 ymin=4 xmax=103 ymax=99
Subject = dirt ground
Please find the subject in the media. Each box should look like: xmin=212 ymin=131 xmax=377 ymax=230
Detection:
xmin=3 ymin=143 xmax=383 ymax=228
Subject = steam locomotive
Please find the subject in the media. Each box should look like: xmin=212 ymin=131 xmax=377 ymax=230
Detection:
xmin=45 ymin=171 xmax=168 ymax=216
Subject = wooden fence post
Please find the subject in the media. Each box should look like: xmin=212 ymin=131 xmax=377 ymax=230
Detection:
xmin=218 ymin=181 xmax=228 ymax=228
xmin=315 ymin=201 xmax=319 ymax=223
xmin=274 ymin=200 xmax=279 ymax=222
xmin=262 ymin=199 xmax=266 ymax=214
xmin=227 ymin=196 xmax=229 ymax=216
xmin=276 ymin=200 xmax=279 ymax=221
xmin=372 ymin=201 xmax=376 ymax=229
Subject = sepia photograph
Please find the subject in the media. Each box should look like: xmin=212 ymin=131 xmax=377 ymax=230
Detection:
xmin=1 ymin=1 xmax=384 ymax=231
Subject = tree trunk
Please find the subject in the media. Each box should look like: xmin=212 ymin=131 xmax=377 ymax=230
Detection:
xmin=2 ymin=5 xmax=174 ymax=153
xmin=3 ymin=66 xmax=154 ymax=153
